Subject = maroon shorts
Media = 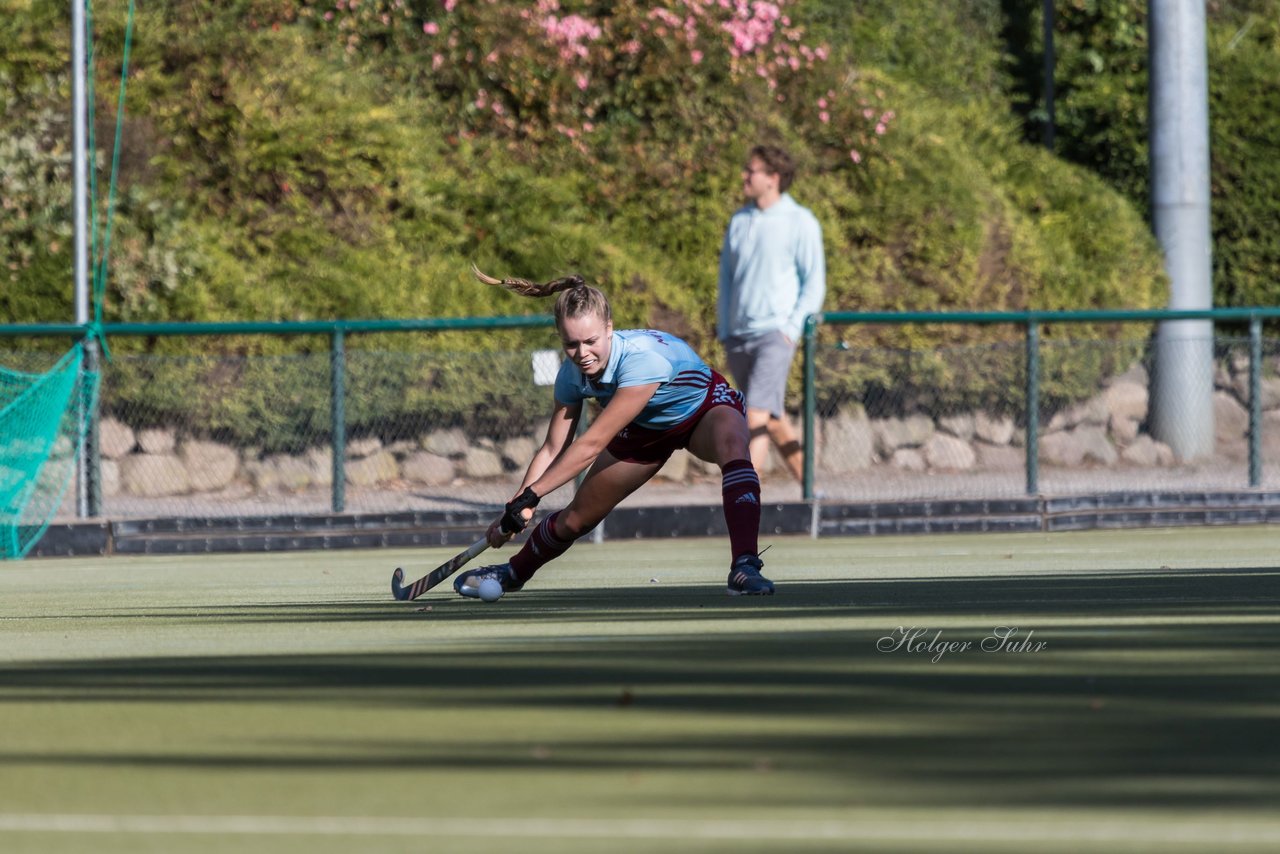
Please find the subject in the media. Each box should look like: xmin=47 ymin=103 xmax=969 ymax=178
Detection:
xmin=605 ymin=371 xmax=746 ymax=465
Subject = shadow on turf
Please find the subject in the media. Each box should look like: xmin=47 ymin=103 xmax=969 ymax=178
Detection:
xmin=3 ymin=568 xmax=1279 ymax=811
xmin=69 ymin=564 xmax=1280 ymax=625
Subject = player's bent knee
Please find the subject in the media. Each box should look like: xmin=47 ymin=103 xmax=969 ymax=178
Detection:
xmin=723 ymin=440 xmax=751 ymax=464
xmin=555 ymin=510 xmax=600 ymax=541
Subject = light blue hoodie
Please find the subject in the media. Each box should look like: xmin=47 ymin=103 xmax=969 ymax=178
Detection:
xmin=717 ymin=193 xmax=826 ymax=343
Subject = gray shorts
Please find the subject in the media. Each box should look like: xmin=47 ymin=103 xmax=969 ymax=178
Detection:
xmin=724 ymin=331 xmax=796 ymax=419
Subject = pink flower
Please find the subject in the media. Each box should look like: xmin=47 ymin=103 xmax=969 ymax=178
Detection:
xmin=423 ymin=21 xmax=438 ymax=34
xmin=432 ymin=53 xmax=444 ymax=69
xmin=542 ymin=12 xmax=602 ymax=60
xmin=850 ymin=149 xmax=862 ymax=163
xmin=819 ymin=111 xmax=829 ymax=123
xmin=691 ymin=49 xmax=704 ymax=64
xmin=817 ymin=97 xmax=827 ymax=109
xmin=575 ymin=72 xmax=589 ymax=91
xmin=752 ymin=2 xmax=781 ymax=22
xmin=875 ymin=123 xmax=886 ymax=135
xmin=649 ymin=8 xmax=681 ymax=28
xmin=863 ymin=108 xmax=874 ymax=119
xmin=443 ymin=0 xmax=457 ymax=11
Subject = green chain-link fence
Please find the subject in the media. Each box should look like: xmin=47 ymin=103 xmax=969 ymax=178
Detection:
xmin=3 ymin=309 xmax=1279 ymax=524
xmin=803 ymin=309 xmax=1280 ymax=501
xmin=93 ymin=344 xmax=574 ymax=519
xmin=4 ymin=317 xmax=579 ymax=521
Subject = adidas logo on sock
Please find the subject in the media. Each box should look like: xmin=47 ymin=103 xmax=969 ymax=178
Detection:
xmin=734 ymin=493 xmax=759 ymax=505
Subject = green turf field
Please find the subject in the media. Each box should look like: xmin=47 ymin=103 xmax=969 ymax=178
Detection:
xmin=1 ymin=527 xmax=1278 ymax=853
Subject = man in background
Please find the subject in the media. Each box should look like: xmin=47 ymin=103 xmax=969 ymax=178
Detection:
xmin=717 ymin=144 xmax=826 ymax=482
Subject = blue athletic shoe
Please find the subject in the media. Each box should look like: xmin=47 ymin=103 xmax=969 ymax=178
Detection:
xmin=454 ymin=563 xmax=523 ymax=599
xmin=727 ymin=554 xmax=774 ymax=596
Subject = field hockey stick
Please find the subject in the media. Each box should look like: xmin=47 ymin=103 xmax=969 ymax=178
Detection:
xmin=391 ymin=537 xmax=490 ymax=601
xmin=391 ymin=488 xmax=539 ymax=601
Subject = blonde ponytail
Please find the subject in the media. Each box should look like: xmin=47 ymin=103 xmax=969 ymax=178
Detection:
xmin=471 ymin=265 xmax=584 ymax=297
xmin=471 ymin=264 xmax=611 ymax=328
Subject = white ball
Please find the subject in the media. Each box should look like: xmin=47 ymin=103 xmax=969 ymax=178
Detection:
xmin=477 ymin=577 xmax=504 ymax=603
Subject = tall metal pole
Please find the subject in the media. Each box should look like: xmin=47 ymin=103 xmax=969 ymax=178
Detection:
xmin=1024 ymin=321 xmax=1041 ymax=495
xmin=802 ymin=315 xmax=817 ymax=501
xmin=1149 ymin=0 xmax=1214 ymax=461
xmin=330 ymin=328 xmax=346 ymax=513
xmin=72 ymin=0 xmax=92 ymax=517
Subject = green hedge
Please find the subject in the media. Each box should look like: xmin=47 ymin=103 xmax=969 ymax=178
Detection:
xmin=1001 ymin=0 xmax=1280 ymax=311
xmin=1208 ymin=18 xmax=1280 ymax=309
xmin=3 ymin=0 xmax=1177 ymax=433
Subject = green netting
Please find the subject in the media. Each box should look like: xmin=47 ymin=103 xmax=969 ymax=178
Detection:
xmin=0 ymin=1 xmax=133 ymax=558
xmin=0 ymin=344 xmax=99 ymax=558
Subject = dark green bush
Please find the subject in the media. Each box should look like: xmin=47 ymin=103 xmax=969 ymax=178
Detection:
xmin=1001 ymin=0 xmax=1280 ymax=310
xmin=797 ymin=0 xmax=1008 ymax=104
xmin=1207 ymin=18 xmax=1280 ymax=309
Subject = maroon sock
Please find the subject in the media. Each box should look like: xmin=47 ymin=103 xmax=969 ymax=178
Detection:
xmin=509 ymin=511 xmax=574 ymax=583
xmin=720 ymin=459 xmax=761 ymax=559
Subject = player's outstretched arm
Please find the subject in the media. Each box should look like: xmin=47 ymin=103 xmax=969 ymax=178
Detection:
xmin=487 ymin=401 xmax=581 ymax=547
xmin=528 ymin=382 xmax=658 ymax=498
xmin=522 ymin=401 xmax=581 ymax=489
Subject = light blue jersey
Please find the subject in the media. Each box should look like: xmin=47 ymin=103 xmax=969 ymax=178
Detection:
xmin=553 ymin=329 xmax=711 ymax=430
